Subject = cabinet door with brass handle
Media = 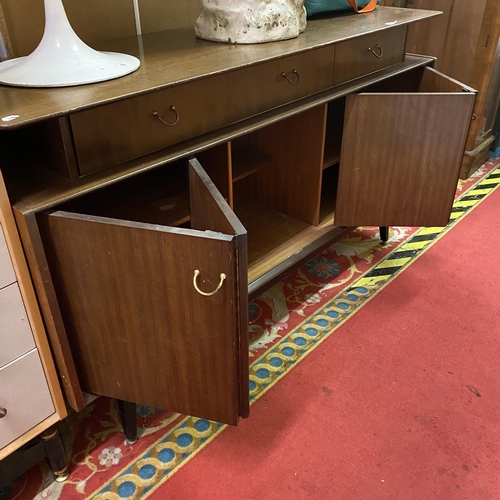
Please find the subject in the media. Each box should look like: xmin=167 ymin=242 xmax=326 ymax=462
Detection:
xmin=39 ymin=158 xmax=249 ymax=426
xmin=335 ymin=67 xmax=477 ymax=227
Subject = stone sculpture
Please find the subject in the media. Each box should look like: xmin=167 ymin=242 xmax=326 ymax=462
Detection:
xmin=195 ymin=0 xmax=307 ymax=44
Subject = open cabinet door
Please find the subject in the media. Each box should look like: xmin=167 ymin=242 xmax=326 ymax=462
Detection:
xmin=189 ymin=158 xmax=249 ymax=419
xmin=334 ymin=67 xmax=476 ymax=227
xmin=40 ymin=159 xmax=248 ymax=425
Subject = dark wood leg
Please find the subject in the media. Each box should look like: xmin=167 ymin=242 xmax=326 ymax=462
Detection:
xmin=379 ymin=226 xmax=389 ymax=244
xmin=117 ymin=400 xmax=138 ymax=444
xmin=41 ymin=426 xmax=69 ymax=483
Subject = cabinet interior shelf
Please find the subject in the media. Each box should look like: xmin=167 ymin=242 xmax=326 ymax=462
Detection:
xmin=232 ymin=149 xmax=274 ymax=183
xmin=236 ymin=197 xmax=339 ymax=288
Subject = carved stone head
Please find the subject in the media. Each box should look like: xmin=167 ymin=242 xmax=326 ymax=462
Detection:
xmin=195 ymin=0 xmax=307 ymax=44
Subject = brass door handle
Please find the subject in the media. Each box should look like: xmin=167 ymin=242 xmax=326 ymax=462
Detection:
xmin=281 ymin=69 xmax=300 ymax=86
xmin=193 ymin=270 xmax=226 ymax=297
xmin=153 ymin=106 xmax=179 ymax=127
xmin=368 ymin=45 xmax=383 ymax=58
xmin=0 ymin=408 xmax=7 ymax=418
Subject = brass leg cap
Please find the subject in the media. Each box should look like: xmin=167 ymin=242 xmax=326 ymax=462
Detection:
xmin=55 ymin=471 xmax=70 ymax=483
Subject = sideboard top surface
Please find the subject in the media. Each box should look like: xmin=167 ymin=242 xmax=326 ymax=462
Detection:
xmin=0 ymin=7 xmax=440 ymax=129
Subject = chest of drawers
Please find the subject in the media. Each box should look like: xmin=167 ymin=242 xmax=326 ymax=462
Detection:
xmin=0 ymin=7 xmax=476 ymax=433
xmin=0 ymin=172 xmax=66 ymax=462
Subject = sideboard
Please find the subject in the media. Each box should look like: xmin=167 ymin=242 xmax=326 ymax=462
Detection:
xmin=0 ymin=7 xmax=476 ymax=440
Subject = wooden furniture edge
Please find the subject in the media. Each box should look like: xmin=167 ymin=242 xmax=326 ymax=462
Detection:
xmin=0 ymin=412 xmax=60 ymax=462
xmin=0 ymin=172 xmax=67 ymax=418
xmin=12 ymin=207 xmax=85 ymax=411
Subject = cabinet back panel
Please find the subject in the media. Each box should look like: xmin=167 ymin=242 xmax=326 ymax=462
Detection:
xmin=233 ymin=105 xmax=327 ymax=226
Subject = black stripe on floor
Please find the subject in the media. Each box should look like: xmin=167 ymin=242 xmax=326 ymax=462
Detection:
xmin=364 ymin=266 xmax=401 ymax=277
xmin=407 ymin=233 xmax=439 ymax=243
xmin=459 ymin=194 xmax=488 ymax=201
xmin=475 ymin=182 xmax=499 ymax=190
xmin=387 ymin=249 xmax=420 ymax=260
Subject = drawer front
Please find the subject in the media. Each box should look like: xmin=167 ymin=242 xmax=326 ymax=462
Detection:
xmin=0 ymin=283 xmax=36 ymax=368
xmin=71 ymin=46 xmax=334 ymax=175
xmin=0 ymin=350 xmax=55 ymax=450
xmin=332 ymin=25 xmax=407 ymax=85
xmin=0 ymin=225 xmax=16 ymax=290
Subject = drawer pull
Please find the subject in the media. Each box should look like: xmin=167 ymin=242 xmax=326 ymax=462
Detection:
xmin=281 ymin=69 xmax=300 ymax=86
xmin=368 ymin=45 xmax=383 ymax=58
xmin=153 ymin=106 xmax=180 ymax=127
xmin=193 ymin=270 xmax=226 ymax=297
xmin=0 ymin=408 xmax=6 ymax=418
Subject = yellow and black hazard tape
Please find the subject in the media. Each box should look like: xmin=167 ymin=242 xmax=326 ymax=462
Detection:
xmin=357 ymin=165 xmax=500 ymax=288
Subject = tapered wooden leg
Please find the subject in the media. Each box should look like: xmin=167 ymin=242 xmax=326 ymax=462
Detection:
xmin=117 ymin=400 xmax=138 ymax=444
xmin=41 ymin=426 xmax=69 ymax=482
xmin=379 ymin=226 xmax=389 ymax=244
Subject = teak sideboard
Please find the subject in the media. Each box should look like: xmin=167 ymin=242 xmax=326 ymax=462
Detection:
xmin=0 ymin=7 xmax=476 ymax=436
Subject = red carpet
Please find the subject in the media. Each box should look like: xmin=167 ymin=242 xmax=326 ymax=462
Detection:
xmin=154 ymin=183 xmax=500 ymax=498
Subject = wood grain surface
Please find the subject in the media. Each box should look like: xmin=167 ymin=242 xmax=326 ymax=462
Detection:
xmin=189 ymin=158 xmax=249 ymax=418
xmin=70 ymin=46 xmax=333 ymax=175
xmin=233 ymin=105 xmax=327 ymax=226
xmin=332 ymin=25 xmax=407 ymax=85
xmin=335 ymin=68 xmax=475 ymax=227
xmin=39 ymin=163 xmax=248 ymax=424
xmin=7 ymin=55 xmax=434 ymax=215
xmin=0 ymin=8 xmax=440 ymax=129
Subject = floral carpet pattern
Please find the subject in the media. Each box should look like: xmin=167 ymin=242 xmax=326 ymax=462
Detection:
xmin=2 ymin=159 xmax=499 ymax=500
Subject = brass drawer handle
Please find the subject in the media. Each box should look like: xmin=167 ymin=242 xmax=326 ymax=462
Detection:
xmin=368 ymin=45 xmax=383 ymax=58
xmin=0 ymin=408 xmax=7 ymax=418
xmin=193 ymin=270 xmax=226 ymax=297
xmin=153 ymin=106 xmax=179 ymax=127
xmin=281 ymin=69 xmax=300 ymax=86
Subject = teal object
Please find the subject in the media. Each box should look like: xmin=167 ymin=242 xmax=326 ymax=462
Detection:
xmin=305 ymin=0 xmax=379 ymax=17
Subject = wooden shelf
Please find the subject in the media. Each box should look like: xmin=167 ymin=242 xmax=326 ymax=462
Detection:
xmin=234 ymin=196 xmax=346 ymax=288
xmin=232 ymin=148 xmax=273 ymax=182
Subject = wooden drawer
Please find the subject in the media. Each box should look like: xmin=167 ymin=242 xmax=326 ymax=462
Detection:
xmin=71 ymin=46 xmax=334 ymax=175
xmin=0 ymin=349 xmax=55 ymax=450
xmin=0 ymin=225 xmax=16 ymax=290
xmin=0 ymin=283 xmax=36 ymax=368
xmin=332 ymin=25 xmax=407 ymax=85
